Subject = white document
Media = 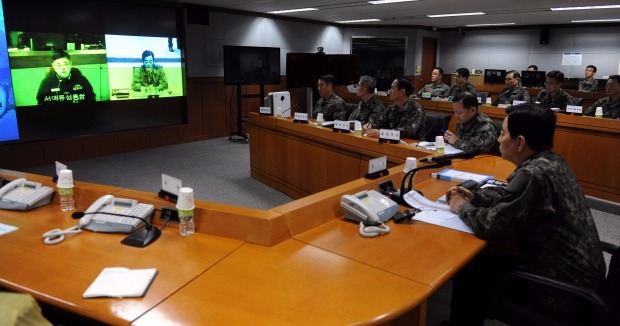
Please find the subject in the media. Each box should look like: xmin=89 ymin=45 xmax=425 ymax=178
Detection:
xmin=403 ymin=191 xmax=473 ymax=234
xmin=0 ymin=223 xmax=18 ymax=236
xmin=83 ymin=267 xmax=158 ymax=298
xmin=411 ymin=143 xmax=464 ymax=155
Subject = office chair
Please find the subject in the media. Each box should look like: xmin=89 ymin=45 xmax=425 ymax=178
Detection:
xmin=476 ymin=92 xmax=489 ymax=105
xmin=572 ymin=97 xmax=584 ymax=106
xmin=424 ymin=112 xmax=451 ymax=141
xmin=344 ymin=102 xmax=357 ymax=120
xmin=490 ymin=240 xmax=620 ymax=326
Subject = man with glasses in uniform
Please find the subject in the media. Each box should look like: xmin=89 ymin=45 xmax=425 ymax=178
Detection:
xmin=532 ymin=70 xmax=574 ymax=110
xmin=493 ymin=70 xmax=531 ymax=106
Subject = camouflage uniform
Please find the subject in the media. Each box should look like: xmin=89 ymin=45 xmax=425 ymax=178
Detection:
xmin=533 ymin=89 xmax=575 ymax=109
xmin=456 ymin=150 xmax=606 ymax=320
xmin=312 ymin=92 xmax=346 ymax=121
xmin=453 ymin=111 xmax=498 ymax=154
xmin=372 ymin=97 xmax=426 ymax=139
xmin=448 ymin=82 xmax=477 ymax=99
xmin=132 ymin=65 xmax=168 ymax=92
xmin=415 ymin=82 xmax=451 ymax=98
xmin=493 ymin=86 xmax=531 ymax=106
xmin=578 ymin=79 xmax=599 ymax=92
xmin=585 ymin=96 xmax=620 ymax=119
xmin=348 ymin=95 xmax=385 ymax=126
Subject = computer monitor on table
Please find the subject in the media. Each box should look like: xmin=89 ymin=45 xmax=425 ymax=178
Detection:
xmin=484 ymin=69 xmax=506 ymax=84
xmin=521 ymin=71 xmax=546 ymax=88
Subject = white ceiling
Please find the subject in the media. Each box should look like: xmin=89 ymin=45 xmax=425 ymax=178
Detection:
xmin=178 ymin=0 xmax=620 ymax=29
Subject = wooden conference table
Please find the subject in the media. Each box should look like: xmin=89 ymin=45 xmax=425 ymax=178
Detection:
xmin=1 ymin=156 xmax=514 ymax=325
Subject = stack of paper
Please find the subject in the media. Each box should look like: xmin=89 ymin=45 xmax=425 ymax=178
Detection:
xmin=431 ymin=169 xmax=493 ymax=184
xmin=83 ymin=267 xmax=158 ymax=298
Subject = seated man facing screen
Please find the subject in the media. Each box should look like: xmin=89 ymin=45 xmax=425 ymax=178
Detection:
xmin=448 ymin=67 xmax=477 ymax=99
xmin=312 ymin=74 xmax=346 ymax=121
xmin=414 ymin=67 xmax=451 ymax=99
xmin=363 ymin=77 xmax=425 ymax=139
xmin=36 ymin=50 xmax=96 ymax=104
xmin=527 ymin=64 xmax=538 ymax=71
xmin=132 ymin=50 xmax=168 ymax=94
xmin=348 ymin=75 xmax=384 ymax=126
xmin=532 ymin=70 xmax=575 ymax=110
xmin=444 ymin=92 xmax=498 ymax=154
xmin=443 ymin=103 xmax=605 ymax=326
xmin=578 ymin=65 xmax=599 ymax=92
xmin=585 ymin=75 xmax=620 ymax=119
xmin=493 ymin=70 xmax=531 ymax=106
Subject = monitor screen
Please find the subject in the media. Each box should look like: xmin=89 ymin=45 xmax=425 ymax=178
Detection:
xmin=484 ymin=69 xmax=506 ymax=85
xmin=223 ymin=46 xmax=280 ymax=85
xmin=521 ymin=71 xmax=546 ymax=88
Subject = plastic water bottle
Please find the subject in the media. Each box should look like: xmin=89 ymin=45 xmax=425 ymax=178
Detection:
xmin=178 ymin=209 xmax=195 ymax=236
xmin=59 ymin=187 xmax=75 ymax=212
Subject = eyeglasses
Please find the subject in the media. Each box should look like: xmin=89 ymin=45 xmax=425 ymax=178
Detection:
xmin=316 ymin=83 xmax=327 ymax=88
xmin=505 ymin=77 xmax=514 ymax=82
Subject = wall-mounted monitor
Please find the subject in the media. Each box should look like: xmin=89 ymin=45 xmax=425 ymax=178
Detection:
xmin=521 ymin=71 xmax=546 ymax=88
xmin=484 ymin=69 xmax=506 ymax=85
xmin=223 ymin=45 xmax=280 ymax=85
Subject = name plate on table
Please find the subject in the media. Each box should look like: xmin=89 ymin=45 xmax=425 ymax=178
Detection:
xmin=379 ymin=129 xmax=400 ymax=144
xmin=259 ymin=106 xmax=272 ymax=115
xmin=333 ymin=120 xmax=351 ymax=133
xmin=498 ymin=104 xmax=509 ymax=109
xmin=566 ymin=105 xmax=583 ymax=114
xmin=293 ymin=112 xmax=309 ymax=123
xmin=368 ymin=156 xmax=387 ymax=174
xmin=512 ymin=100 xmax=526 ymax=106
xmin=421 ymin=92 xmax=431 ymax=99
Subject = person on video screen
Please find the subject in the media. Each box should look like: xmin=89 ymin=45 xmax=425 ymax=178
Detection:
xmin=36 ymin=50 xmax=96 ymax=105
xmin=132 ymin=50 xmax=168 ymax=94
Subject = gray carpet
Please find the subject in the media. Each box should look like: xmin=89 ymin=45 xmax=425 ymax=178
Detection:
xmin=20 ymin=136 xmax=620 ymax=326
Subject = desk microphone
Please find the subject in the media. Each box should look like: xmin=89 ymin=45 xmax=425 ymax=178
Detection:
xmin=496 ymin=88 xmax=512 ymax=101
xmin=416 ymin=117 xmax=443 ymax=147
xmin=419 ymin=148 xmax=481 ymax=163
xmin=72 ymin=211 xmax=161 ymax=248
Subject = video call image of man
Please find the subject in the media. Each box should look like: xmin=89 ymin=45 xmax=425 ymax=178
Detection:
xmin=448 ymin=68 xmax=477 ymax=99
xmin=36 ymin=50 xmax=96 ymax=105
xmin=578 ymin=65 xmax=599 ymax=92
xmin=444 ymin=92 xmax=498 ymax=155
xmin=363 ymin=77 xmax=425 ymax=139
xmin=493 ymin=70 xmax=531 ymax=106
xmin=415 ymin=67 xmax=451 ymax=99
xmin=444 ymin=104 xmax=605 ymax=325
xmin=585 ymin=75 xmax=620 ymax=119
xmin=527 ymin=64 xmax=538 ymax=71
xmin=312 ymin=74 xmax=346 ymax=121
xmin=532 ymin=70 xmax=575 ymax=110
xmin=348 ymin=75 xmax=384 ymax=126
xmin=132 ymin=50 xmax=168 ymax=95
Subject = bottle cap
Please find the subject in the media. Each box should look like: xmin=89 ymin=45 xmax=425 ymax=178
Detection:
xmin=316 ymin=113 xmax=324 ymax=122
xmin=404 ymin=157 xmax=417 ymax=173
xmin=176 ymin=187 xmax=195 ymax=210
xmin=435 ymin=136 xmax=445 ymax=147
xmin=57 ymin=169 xmax=74 ymax=188
xmin=595 ymin=106 xmax=603 ymax=116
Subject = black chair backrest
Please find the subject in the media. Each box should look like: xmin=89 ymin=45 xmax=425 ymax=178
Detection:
xmin=573 ymin=98 xmax=584 ymax=106
xmin=601 ymin=244 xmax=620 ymax=325
xmin=476 ymin=92 xmax=489 ymax=105
xmin=344 ymin=102 xmax=357 ymax=120
xmin=493 ymin=119 xmax=503 ymax=138
xmin=424 ymin=112 xmax=451 ymax=141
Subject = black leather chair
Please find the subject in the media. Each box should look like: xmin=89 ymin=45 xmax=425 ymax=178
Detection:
xmin=491 ymin=241 xmax=620 ymax=326
xmin=344 ymin=102 xmax=357 ymax=120
xmin=573 ymin=97 xmax=584 ymax=106
xmin=493 ymin=119 xmax=503 ymax=138
xmin=476 ymin=92 xmax=490 ymax=105
xmin=424 ymin=112 xmax=451 ymax=141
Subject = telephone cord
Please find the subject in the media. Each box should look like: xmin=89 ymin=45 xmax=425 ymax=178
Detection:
xmin=359 ymin=221 xmax=390 ymax=238
xmin=42 ymin=224 xmax=82 ymax=245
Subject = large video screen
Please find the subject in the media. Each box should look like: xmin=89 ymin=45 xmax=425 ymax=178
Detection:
xmin=0 ymin=0 xmax=186 ymax=144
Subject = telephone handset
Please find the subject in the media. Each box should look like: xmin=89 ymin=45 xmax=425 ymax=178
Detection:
xmin=80 ymin=194 xmax=155 ymax=233
xmin=341 ymin=190 xmax=399 ymax=224
xmin=0 ymin=178 xmax=54 ymax=211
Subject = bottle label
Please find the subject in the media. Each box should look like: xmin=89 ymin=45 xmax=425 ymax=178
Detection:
xmin=58 ymin=187 xmax=73 ymax=196
xmin=178 ymin=209 xmax=193 ymax=220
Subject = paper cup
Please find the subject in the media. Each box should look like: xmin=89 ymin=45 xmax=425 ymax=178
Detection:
xmin=404 ymin=157 xmax=417 ymax=173
xmin=435 ymin=136 xmax=445 ymax=154
xmin=595 ymin=107 xmax=603 ymax=117
xmin=176 ymin=187 xmax=195 ymax=210
xmin=57 ymin=169 xmax=74 ymax=188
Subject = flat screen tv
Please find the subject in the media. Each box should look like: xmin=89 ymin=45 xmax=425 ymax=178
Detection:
xmin=521 ymin=71 xmax=546 ymax=88
xmin=223 ymin=46 xmax=280 ymax=85
xmin=0 ymin=0 xmax=186 ymax=144
xmin=484 ymin=69 xmax=506 ymax=85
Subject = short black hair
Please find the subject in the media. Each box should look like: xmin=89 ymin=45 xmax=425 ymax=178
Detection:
xmin=434 ymin=67 xmax=444 ymax=75
xmin=506 ymin=70 xmax=521 ymax=80
xmin=506 ymin=103 xmax=555 ymax=151
xmin=586 ymin=65 xmax=597 ymax=73
xmin=546 ymin=70 xmax=565 ymax=83
xmin=141 ymin=50 xmax=155 ymax=61
xmin=528 ymin=65 xmax=538 ymax=71
xmin=320 ymin=74 xmax=335 ymax=86
xmin=453 ymin=92 xmax=478 ymax=109
xmin=609 ymin=75 xmax=620 ymax=84
xmin=455 ymin=68 xmax=470 ymax=79
xmin=395 ymin=77 xmax=413 ymax=96
xmin=52 ymin=50 xmax=71 ymax=62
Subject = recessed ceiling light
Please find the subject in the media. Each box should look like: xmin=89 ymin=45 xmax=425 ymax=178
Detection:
xmin=551 ymin=5 xmax=620 ymax=11
xmin=368 ymin=0 xmax=418 ymax=4
xmin=336 ymin=19 xmax=382 ymax=23
xmin=428 ymin=12 xmax=485 ymax=18
xmin=572 ymin=18 xmax=620 ymax=23
xmin=268 ymin=8 xmax=318 ymax=14
xmin=466 ymin=23 xmax=515 ymax=27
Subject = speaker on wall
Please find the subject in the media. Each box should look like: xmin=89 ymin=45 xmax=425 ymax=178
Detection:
xmin=540 ymin=27 xmax=549 ymax=44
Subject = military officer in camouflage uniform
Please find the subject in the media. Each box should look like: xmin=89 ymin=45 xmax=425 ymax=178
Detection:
xmin=493 ymin=70 xmax=531 ymax=106
xmin=363 ymin=77 xmax=425 ymax=140
xmin=532 ymin=70 xmax=575 ymax=109
xmin=585 ymin=75 xmax=620 ymax=119
xmin=448 ymin=67 xmax=477 ymax=99
xmin=312 ymin=74 xmax=346 ymax=121
xmin=578 ymin=65 xmax=599 ymax=92
xmin=443 ymin=103 xmax=606 ymax=325
xmin=444 ymin=92 xmax=498 ymax=154
xmin=415 ymin=67 xmax=451 ymax=99
xmin=348 ymin=75 xmax=385 ymax=126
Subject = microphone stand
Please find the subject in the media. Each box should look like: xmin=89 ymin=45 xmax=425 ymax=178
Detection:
xmin=389 ymin=161 xmax=451 ymax=207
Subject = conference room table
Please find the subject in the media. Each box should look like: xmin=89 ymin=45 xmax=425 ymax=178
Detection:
xmin=1 ymin=154 xmax=515 ymax=325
